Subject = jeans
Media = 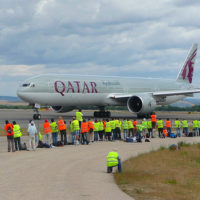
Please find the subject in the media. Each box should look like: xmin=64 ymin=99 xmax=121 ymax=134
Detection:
xmin=176 ymin=128 xmax=181 ymax=137
xmin=81 ymin=132 xmax=88 ymax=144
xmin=94 ymin=131 xmax=99 ymax=141
xmin=158 ymin=128 xmax=163 ymax=137
xmin=45 ymin=132 xmax=51 ymax=144
xmin=183 ymin=127 xmax=188 ymax=136
xmin=7 ymin=135 xmax=15 ymax=152
xmin=194 ymin=128 xmax=198 ymax=136
xmin=70 ymin=132 xmax=75 ymax=144
xmin=107 ymin=159 xmax=122 ymax=173
xmin=14 ymin=137 xmax=21 ymax=150
xmin=123 ymin=129 xmax=128 ymax=140
xmin=60 ymin=129 xmax=67 ymax=145
xmin=52 ymin=132 xmax=58 ymax=145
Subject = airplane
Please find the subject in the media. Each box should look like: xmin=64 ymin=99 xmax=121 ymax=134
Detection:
xmin=17 ymin=44 xmax=200 ymax=120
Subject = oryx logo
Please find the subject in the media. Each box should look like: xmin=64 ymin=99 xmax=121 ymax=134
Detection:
xmin=182 ymin=48 xmax=197 ymax=83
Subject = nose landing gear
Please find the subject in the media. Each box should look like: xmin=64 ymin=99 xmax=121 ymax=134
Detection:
xmin=32 ymin=104 xmax=41 ymax=120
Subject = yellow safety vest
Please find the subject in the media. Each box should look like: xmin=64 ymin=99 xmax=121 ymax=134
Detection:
xmin=13 ymin=124 xmax=22 ymax=138
xmin=107 ymin=152 xmax=119 ymax=167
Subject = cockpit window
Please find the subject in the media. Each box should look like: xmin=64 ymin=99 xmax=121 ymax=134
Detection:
xmin=22 ymin=83 xmax=30 ymax=87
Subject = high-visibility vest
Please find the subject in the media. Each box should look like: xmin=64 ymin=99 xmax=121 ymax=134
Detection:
xmin=193 ymin=120 xmax=198 ymax=128
xmin=147 ymin=121 xmax=152 ymax=129
xmin=122 ymin=120 xmax=128 ymax=129
xmin=136 ymin=124 xmax=144 ymax=132
xmin=88 ymin=121 xmax=94 ymax=129
xmin=81 ymin=122 xmax=88 ymax=133
xmin=166 ymin=120 xmax=171 ymax=128
xmin=175 ymin=120 xmax=181 ymax=128
xmin=76 ymin=112 xmax=83 ymax=122
xmin=72 ymin=120 xmax=80 ymax=131
xmin=133 ymin=120 xmax=138 ymax=129
xmin=51 ymin=122 xmax=59 ymax=133
xmin=151 ymin=114 xmax=157 ymax=122
xmin=157 ymin=120 xmax=163 ymax=128
xmin=39 ymin=132 xmax=43 ymax=141
xmin=107 ymin=152 xmax=119 ymax=167
xmin=43 ymin=122 xmax=51 ymax=133
xmin=128 ymin=120 xmax=133 ymax=129
xmin=13 ymin=124 xmax=22 ymax=138
xmin=98 ymin=122 xmax=104 ymax=131
xmin=119 ymin=121 xmax=122 ymax=130
xmin=198 ymin=121 xmax=200 ymax=128
xmin=70 ymin=123 xmax=74 ymax=132
xmin=182 ymin=120 xmax=188 ymax=128
xmin=115 ymin=120 xmax=120 ymax=128
xmin=58 ymin=120 xmax=66 ymax=131
xmin=94 ymin=122 xmax=99 ymax=132
xmin=163 ymin=129 xmax=168 ymax=136
xmin=105 ymin=122 xmax=111 ymax=132
xmin=4 ymin=123 xmax=14 ymax=136
xmin=110 ymin=120 xmax=116 ymax=129
xmin=141 ymin=121 xmax=147 ymax=129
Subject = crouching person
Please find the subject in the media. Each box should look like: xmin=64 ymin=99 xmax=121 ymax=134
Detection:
xmin=107 ymin=149 xmax=122 ymax=173
xmin=13 ymin=121 xmax=22 ymax=151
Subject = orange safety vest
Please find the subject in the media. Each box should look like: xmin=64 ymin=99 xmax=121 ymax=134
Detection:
xmin=88 ymin=121 xmax=94 ymax=129
xmin=43 ymin=122 xmax=51 ymax=133
xmin=151 ymin=114 xmax=157 ymax=122
xmin=103 ymin=121 xmax=106 ymax=129
xmin=133 ymin=120 xmax=138 ymax=129
xmin=4 ymin=123 xmax=14 ymax=136
xmin=81 ymin=122 xmax=89 ymax=133
xmin=166 ymin=120 xmax=171 ymax=128
xmin=163 ymin=129 xmax=168 ymax=137
xmin=58 ymin=120 xmax=66 ymax=131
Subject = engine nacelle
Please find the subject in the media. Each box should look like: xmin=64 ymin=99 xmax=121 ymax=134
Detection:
xmin=127 ymin=94 xmax=156 ymax=115
xmin=51 ymin=106 xmax=75 ymax=113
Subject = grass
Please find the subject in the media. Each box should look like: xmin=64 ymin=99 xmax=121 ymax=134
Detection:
xmin=114 ymin=144 xmax=200 ymax=200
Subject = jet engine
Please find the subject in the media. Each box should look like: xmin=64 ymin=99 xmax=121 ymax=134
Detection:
xmin=127 ymin=94 xmax=157 ymax=116
xmin=51 ymin=106 xmax=75 ymax=113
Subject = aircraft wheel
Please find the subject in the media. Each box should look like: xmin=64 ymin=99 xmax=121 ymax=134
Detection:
xmin=33 ymin=114 xmax=41 ymax=120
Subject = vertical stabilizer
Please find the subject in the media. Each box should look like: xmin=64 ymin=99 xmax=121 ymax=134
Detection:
xmin=176 ymin=43 xmax=198 ymax=84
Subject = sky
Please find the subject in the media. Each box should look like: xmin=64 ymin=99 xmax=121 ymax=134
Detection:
xmin=1 ymin=0 xmax=200 ymax=96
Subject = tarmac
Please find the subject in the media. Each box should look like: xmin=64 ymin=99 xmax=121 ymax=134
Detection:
xmin=1 ymin=110 xmax=200 ymax=200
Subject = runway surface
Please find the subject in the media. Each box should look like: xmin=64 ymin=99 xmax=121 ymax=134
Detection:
xmin=1 ymin=137 xmax=200 ymax=200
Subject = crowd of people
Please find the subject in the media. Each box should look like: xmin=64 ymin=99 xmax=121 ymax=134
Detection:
xmin=3 ymin=110 xmax=200 ymax=152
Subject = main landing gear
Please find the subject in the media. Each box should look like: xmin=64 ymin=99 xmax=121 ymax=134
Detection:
xmin=93 ymin=106 xmax=111 ymax=118
xmin=32 ymin=104 xmax=41 ymax=120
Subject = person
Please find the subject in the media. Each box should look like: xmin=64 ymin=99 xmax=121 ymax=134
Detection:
xmin=81 ymin=119 xmax=89 ymax=145
xmin=147 ymin=119 xmax=153 ymax=138
xmin=110 ymin=118 xmax=116 ymax=140
xmin=182 ymin=119 xmax=188 ymax=136
xmin=122 ymin=118 xmax=128 ymax=140
xmin=162 ymin=126 xmax=168 ymax=138
xmin=43 ymin=119 xmax=52 ymax=145
xmin=88 ymin=119 xmax=94 ymax=142
xmin=107 ymin=149 xmax=122 ymax=173
xmin=193 ymin=119 xmax=198 ymax=136
xmin=133 ymin=119 xmax=138 ymax=136
xmin=94 ymin=120 xmax=99 ymax=142
xmin=175 ymin=118 xmax=181 ymax=137
xmin=166 ymin=118 xmax=171 ymax=137
xmin=105 ymin=119 xmax=112 ymax=141
xmin=98 ymin=120 xmax=104 ymax=141
xmin=69 ymin=121 xmax=75 ymax=144
xmin=4 ymin=120 xmax=15 ymax=152
xmin=128 ymin=119 xmax=133 ymax=137
xmin=58 ymin=116 xmax=67 ymax=145
xmin=141 ymin=118 xmax=147 ymax=137
xmin=157 ymin=119 xmax=163 ymax=138
xmin=13 ymin=121 xmax=22 ymax=151
xmin=76 ymin=109 xmax=83 ymax=128
xmin=115 ymin=118 xmax=121 ymax=140
xmin=27 ymin=121 xmax=37 ymax=151
xmin=50 ymin=118 xmax=58 ymax=146
xmin=72 ymin=117 xmax=80 ymax=145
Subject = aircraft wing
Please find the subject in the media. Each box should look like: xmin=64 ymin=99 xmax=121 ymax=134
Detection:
xmin=109 ymin=89 xmax=200 ymax=99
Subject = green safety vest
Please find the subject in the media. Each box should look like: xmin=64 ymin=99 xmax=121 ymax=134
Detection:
xmin=107 ymin=152 xmax=119 ymax=167
xmin=39 ymin=132 xmax=43 ymax=141
xmin=105 ymin=122 xmax=111 ymax=132
xmin=175 ymin=120 xmax=181 ymax=128
xmin=13 ymin=124 xmax=22 ymax=138
xmin=157 ymin=120 xmax=163 ymax=128
xmin=136 ymin=124 xmax=145 ymax=132
xmin=193 ymin=120 xmax=198 ymax=128
xmin=76 ymin=112 xmax=83 ymax=122
xmin=115 ymin=120 xmax=120 ymax=128
xmin=73 ymin=120 xmax=80 ymax=131
xmin=99 ymin=122 xmax=104 ymax=131
xmin=198 ymin=121 xmax=200 ymax=128
xmin=147 ymin=121 xmax=152 ymax=129
xmin=141 ymin=121 xmax=147 ymax=128
xmin=119 ymin=121 xmax=122 ymax=130
xmin=51 ymin=122 xmax=59 ymax=133
xmin=70 ymin=123 xmax=74 ymax=132
xmin=94 ymin=122 xmax=99 ymax=132
xmin=128 ymin=120 xmax=133 ymax=129
xmin=122 ymin=120 xmax=128 ymax=129
xmin=182 ymin=120 xmax=188 ymax=128
xmin=110 ymin=120 xmax=116 ymax=130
